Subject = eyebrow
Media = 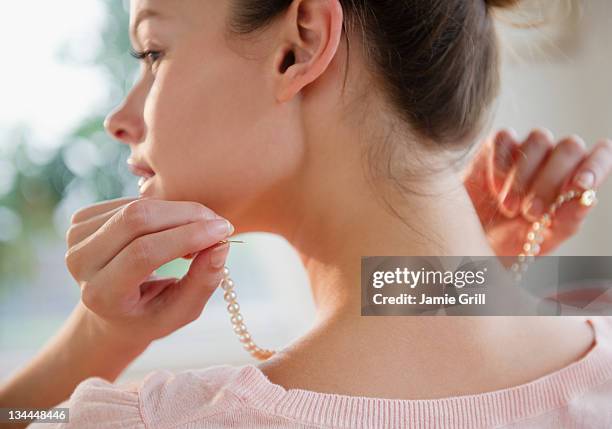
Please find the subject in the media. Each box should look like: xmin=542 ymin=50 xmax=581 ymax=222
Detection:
xmin=129 ymin=8 xmax=164 ymax=47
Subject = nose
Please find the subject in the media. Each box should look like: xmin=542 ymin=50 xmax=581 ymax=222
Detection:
xmin=103 ymin=99 xmax=146 ymax=145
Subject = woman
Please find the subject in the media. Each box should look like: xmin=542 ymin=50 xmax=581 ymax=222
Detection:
xmin=2 ymin=0 xmax=612 ymax=427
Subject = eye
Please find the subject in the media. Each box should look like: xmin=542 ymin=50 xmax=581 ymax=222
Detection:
xmin=129 ymin=48 xmax=163 ymax=67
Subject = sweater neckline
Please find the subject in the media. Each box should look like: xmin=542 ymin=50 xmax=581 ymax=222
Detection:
xmin=227 ymin=317 xmax=612 ymax=429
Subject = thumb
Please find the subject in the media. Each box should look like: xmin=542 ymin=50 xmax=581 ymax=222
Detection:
xmin=163 ymin=242 xmax=231 ymax=326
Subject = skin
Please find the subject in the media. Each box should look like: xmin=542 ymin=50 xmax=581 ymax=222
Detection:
xmin=2 ymin=0 xmax=612 ymax=421
xmin=467 ymin=128 xmax=612 ymax=259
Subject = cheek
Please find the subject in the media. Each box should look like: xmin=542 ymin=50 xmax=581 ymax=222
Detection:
xmin=144 ymin=53 xmax=304 ymax=208
xmin=143 ymin=68 xmax=212 ymax=199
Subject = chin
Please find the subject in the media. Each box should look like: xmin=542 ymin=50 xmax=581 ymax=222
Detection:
xmin=140 ymin=181 xmax=190 ymax=203
xmin=138 ymin=175 xmax=158 ymax=198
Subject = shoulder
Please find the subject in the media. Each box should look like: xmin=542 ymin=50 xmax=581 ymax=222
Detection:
xmin=29 ymin=365 xmax=248 ymax=429
xmin=592 ymin=316 xmax=612 ymax=345
xmin=138 ymin=364 xmax=250 ymax=427
xmin=28 ymin=377 xmax=142 ymax=429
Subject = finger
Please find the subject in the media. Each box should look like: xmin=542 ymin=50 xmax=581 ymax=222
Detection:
xmin=66 ymin=199 xmax=219 ymax=279
xmin=487 ymin=129 xmax=519 ymax=190
xmin=501 ymin=128 xmax=554 ymax=216
xmin=514 ymin=129 xmax=556 ymax=192
xmin=84 ymin=218 xmax=234 ymax=315
xmin=149 ymin=242 xmax=231 ymax=328
xmin=570 ymin=139 xmax=612 ymax=191
xmin=68 ymin=199 xmax=221 ymax=250
xmin=502 ymin=129 xmax=555 ymax=214
xmin=490 ymin=128 xmax=520 ymax=190
xmin=70 ymin=197 xmax=140 ymax=224
xmin=521 ymin=135 xmax=587 ymax=222
xmin=547 ymin=139 xmax=612 ymax=228
xmin=66 ymin=204 xmax=126 ymax=248
xmin=488 ymin=129 xmax=520 ymax=214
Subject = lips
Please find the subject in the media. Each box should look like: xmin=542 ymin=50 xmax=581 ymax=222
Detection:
xmin=127 ymin=158 xmax=155 ymax=178
xmin=127 ymin=157 xmax=156 ymax=194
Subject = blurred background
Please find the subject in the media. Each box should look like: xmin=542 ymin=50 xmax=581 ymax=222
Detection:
xmin=0 ymin=0 xmax=611 ymax=383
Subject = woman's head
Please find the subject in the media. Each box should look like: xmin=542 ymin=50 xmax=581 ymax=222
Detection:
xmin=104 ymin=0 xmax=518 ymax=234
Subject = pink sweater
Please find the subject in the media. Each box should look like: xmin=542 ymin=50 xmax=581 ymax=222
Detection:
xmin=32 ymin=316 xmax=612 ymax=428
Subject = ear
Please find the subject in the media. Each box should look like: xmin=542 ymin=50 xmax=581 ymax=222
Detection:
xmin=273 ymin=0 xmax=343 ymax=103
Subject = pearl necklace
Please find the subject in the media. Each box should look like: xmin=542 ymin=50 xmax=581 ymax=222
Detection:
xmin=218 ymin=187 xmax=597 ymax=361
xmin=217 ymin=264 xmax=275 ymax=361
xmin=510 ymin=188 xmax=597 ymax=283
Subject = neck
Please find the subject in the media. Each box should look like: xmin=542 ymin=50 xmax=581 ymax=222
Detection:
xmin=285 ymin=164 xmax=496 ymax=323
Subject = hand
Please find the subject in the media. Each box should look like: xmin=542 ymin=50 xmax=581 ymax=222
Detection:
xmin=464 ymin=128 xmax=612 ymax=258
xmin=64 ymin=197 xmax=235 ymax=348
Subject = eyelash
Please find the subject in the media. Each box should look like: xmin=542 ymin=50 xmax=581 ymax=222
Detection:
xmin=129 ymin=48 xmax=163 ymax=66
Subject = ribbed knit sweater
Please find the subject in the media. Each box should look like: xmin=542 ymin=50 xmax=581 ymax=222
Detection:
xmin=31 ymin=316 xmax=612 ymax=428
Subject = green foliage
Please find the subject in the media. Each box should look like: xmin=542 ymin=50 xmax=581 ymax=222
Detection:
xmin=0 ymin=0 xmax=138 ymax=288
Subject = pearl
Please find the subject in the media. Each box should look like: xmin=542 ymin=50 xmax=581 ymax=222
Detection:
xmin=234 ymin=323 xmax=248 ymax=334
xmin=580 ymin=189 xmax=597 ymax=207
xmin=223 ymin=265 xmax=275 ymax=361
xmin=512 ymin=188 xmax=595 ymax=285
xmin=224 ymin=291 xmax=237 ymax=302
xmin=221 ymin=278 xmax=234 ymax=291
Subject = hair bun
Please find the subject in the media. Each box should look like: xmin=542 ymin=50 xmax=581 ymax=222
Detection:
xmin=485 ymin=0 xmax=520 ymax=9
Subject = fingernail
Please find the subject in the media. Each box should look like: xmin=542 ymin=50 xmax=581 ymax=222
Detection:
xmin=574 ymin=170 xmax=595 ymax=189
xmin=207 ymin=219 xmax=234 ymax=238
xmin=525 ymin=196 xmax=544 ymax=218
xmin=210 ymin=243 xmax=230 ymax=269
xmin=539 ymin=128 xmax=554 ymax=141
